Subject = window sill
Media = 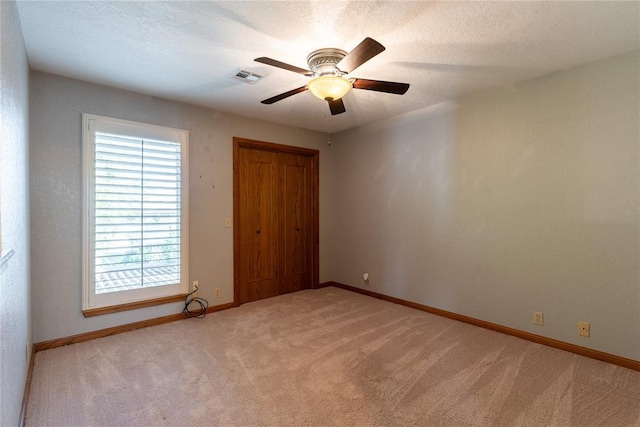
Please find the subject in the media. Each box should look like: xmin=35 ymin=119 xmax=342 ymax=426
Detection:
xmin=82 ymin=293 xmax=188 ymax=317
xmin=0 ymin=249 xmax=16 ymax=277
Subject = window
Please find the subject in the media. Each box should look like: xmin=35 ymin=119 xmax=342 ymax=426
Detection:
xmin=82 ymin=114 xmax=188 ymax=314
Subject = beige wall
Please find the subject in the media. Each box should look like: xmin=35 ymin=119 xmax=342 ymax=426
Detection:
xmin=0 ymin=1 xmax=31 ymax=425
xmin=29 ymin=71 xmax=332 ymax=342
xmin=329 ymin=51 xmax=639 ymax=360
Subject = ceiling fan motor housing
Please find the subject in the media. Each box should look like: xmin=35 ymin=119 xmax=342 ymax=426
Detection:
xmin=307 ymin=48 xmax=347 ymax=76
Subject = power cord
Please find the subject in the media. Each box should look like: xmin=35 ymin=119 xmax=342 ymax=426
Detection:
xmin=183 ymin=284 xmax=209 ymax=318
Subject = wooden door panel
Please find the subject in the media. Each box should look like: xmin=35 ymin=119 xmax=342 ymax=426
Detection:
xmin=279 ymin=153 xmax=312 ymax=294
xmin=246 ymin=158 xmax=276 ymax=282
xmin=283 ymin=162 xmax=307 ymax=275
xmin=239 ymin=148 xmax=279 ymax=303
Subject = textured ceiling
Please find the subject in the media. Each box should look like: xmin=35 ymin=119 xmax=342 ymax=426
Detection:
xmin=15 ymin=1 xmax=640 ymax=133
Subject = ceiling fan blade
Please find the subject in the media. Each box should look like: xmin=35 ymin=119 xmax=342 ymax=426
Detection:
xmin=337 ymin=37 xmax=385 ymax=74
xmin=328 ymin=98 xmax=346 ymax=115
xmin=254 ymin=57 xmax=312 ymax=76
xmin=261 ymin=86 xmax=308 ymax=104
xmin=352 ymin=78 xmax=410 ymax=95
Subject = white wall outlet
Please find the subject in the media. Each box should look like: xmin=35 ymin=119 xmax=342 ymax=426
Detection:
xmin=192 ymin=280 xmax=199 ymax=297
xmin=214 ymin=288 xmax=221 ymax=298
xmin=578 ymin=321 xmax=590 ymax=337
xmin=533 ymin=311 xmax=544 ymax=326
xmin=224 ymin=217 xmax=231 ymax=228
xmin=363 ymin=272 xmax=370 ymax=284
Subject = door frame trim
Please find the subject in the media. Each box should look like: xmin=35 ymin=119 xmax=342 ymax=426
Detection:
xmin=232 ymin=137 xmax=320 ymax=306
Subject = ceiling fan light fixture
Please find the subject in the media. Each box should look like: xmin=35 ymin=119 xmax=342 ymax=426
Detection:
xmin=307 ymin=76 xmax=352 ymax=101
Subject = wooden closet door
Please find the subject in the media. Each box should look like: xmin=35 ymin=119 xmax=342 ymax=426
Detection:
xmin=237 ymin=147 xmax=279 ymax=303
xmin=278 ymin=152 xmax=313 ymax=294
xmin=234 ymin=137 xmax=319 ymax=306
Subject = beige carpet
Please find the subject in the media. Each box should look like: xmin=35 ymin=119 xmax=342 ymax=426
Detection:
xmin=26 ymin=287 xmax=640 ymax=426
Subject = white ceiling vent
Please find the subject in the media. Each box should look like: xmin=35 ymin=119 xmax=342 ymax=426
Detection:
xmin=231 ymin=68 xmax=264 ymax=84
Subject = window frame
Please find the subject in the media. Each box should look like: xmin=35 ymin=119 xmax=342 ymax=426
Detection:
xmin=82 ymin=114 xmax=189 ymax=314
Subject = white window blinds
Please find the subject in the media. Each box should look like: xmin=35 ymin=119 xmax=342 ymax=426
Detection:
xmin=82 ymin=114 xmax=188 ymax=311
xmin=94 ymin=132 xmax=181 ymax=293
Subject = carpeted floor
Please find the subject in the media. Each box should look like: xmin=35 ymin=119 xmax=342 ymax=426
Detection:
xmin=26 ymin=287 xmax=640 ymax=426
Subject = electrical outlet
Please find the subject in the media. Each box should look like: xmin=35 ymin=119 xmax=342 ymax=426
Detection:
xmin=192 ymin=280 xmax=199 ymax=297
xmin=578 ymin=321 xmax=590 ymax=337
xmin=363 ymin=272 xmax=370 ymax=284
xmin=214 ymin=288 xmax=221 ymax=298
xmin=533 ymin=311 xmax=544 ymax=326
xmin=224 ymin=217 xmax=231 ymax=228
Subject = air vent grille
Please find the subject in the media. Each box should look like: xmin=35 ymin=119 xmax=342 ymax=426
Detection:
xmin=231 ymin=68 xmax=264 ymax=84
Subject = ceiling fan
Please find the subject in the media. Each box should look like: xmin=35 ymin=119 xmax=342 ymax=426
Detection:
xmin=255 ymin=37 xmax=410 ymax=115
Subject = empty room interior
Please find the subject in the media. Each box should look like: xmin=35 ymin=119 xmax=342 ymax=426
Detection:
xmin=1 ymin=1 xmax=639 ymax=426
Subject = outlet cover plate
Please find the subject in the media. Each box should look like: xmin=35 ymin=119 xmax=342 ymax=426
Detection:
xmin=578 ymin=321 xmax=590 ymax=337
xmin=533 ymin=311 xmax=544 ymax=326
